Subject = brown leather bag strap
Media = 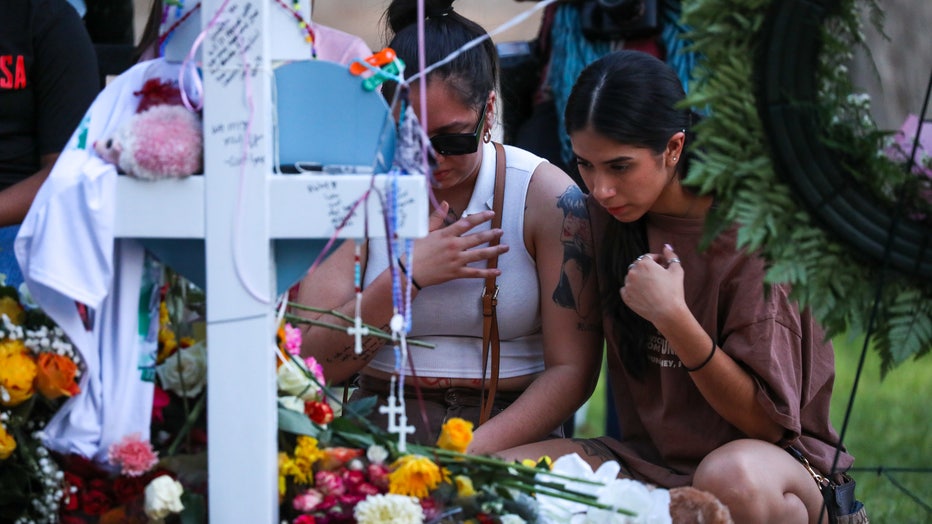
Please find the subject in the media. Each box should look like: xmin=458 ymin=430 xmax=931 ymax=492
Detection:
xmin=480 ymin=142 xmax=506 ymax=425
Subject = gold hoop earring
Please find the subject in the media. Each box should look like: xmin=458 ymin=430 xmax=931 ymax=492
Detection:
xmin=483 ymin=129 xmax=492 ymax=143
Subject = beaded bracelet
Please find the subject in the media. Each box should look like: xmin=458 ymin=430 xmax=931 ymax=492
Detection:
xmin=397 ymin=259 xmax=422 ymax=291
xmin=683 ymin=337 xmax=717 ymax=372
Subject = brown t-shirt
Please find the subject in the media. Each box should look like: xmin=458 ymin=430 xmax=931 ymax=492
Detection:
xmin=591 ymin=206 xmax=854 ymax=487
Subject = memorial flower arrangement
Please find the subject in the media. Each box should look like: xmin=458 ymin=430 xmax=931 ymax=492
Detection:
xmin=3 ymin=269 xmax=657 ymax=523
xmin=0 ymin=281 xmax=82 ymax=524
xmin=275 ymin=313 xmax=658 ymax=524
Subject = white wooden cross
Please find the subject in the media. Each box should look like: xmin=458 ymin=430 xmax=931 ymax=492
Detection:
xmin=113 ymin=0 xmax=427 ymax=522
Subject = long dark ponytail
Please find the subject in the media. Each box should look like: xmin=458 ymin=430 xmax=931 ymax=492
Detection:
xmin=565 ymin=50 xmax=697 ymax=378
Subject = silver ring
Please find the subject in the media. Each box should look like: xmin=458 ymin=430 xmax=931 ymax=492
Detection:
xmin=668 ymin=257 xmax=681 ymax=264
xmin=627 ymin=263 xmax=636 ymax=270
xmin=636 ymin=254 xmax=649 ymax=261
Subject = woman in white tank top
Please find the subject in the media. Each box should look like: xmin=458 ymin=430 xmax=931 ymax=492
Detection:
xmin=293 ymin=0 xmax=602 ymax=455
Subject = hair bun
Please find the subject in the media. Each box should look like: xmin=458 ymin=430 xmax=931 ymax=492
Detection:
xmin=386 ymin=0 xmax=456 ymax=33
xmin=426 ymin=0 xmax=455 ymax=18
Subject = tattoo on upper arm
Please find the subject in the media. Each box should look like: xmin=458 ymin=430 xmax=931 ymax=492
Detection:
xmin=552 ymin=186 xmax=594 ymax=315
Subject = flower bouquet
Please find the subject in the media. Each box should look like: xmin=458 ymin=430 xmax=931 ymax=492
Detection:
xmin=275 ymin=311 xmax=663 ymax=524
xmin=0 ymin=282 xmax=82 ymax=523
xmin=55 ymin=271 xmax=208 ymax=523
xmin=3 ymin=267 xmax=668 ymax=523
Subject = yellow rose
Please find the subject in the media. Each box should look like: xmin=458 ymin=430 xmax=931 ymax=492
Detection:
xmin=0 ymin=296 xmax=25 ymax=325
xmin=0 ymin=339 xmax=26 ymax=359
xmin=0 ymin=351 xmax=37 ymax=407
xmin=454 ymin=475 xmax=476 ymax=497
xmin=0 ymin=423 xmax=16 ymax=460
xmin=436 ymin=417 xmax=473 ymax=453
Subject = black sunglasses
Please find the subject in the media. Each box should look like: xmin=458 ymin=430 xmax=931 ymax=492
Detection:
xmin=429 ymin=109 xmax=487 ymax=156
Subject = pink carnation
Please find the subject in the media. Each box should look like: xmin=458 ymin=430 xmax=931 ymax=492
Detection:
xmin=284 ymin=323 xmax=302 ymax=355
xmin=304 ymin=355 xmax=325 ymax=386
xmin=292 ymin=488 xmax=324 ymax=512
xmin=341 ymin=469 xmax=366 ymax=491
xmin=293 ymin=515 xmax=316 ymax=524
xmin=314 ymin=470 xmax=345 ymax=496
xmin=354 ymin=481 xmax=381 ymax=496
xmin=107 ymin=433 xmax=159 ymax=477
xmin=366 ymin=463 xmax=389 ymax=489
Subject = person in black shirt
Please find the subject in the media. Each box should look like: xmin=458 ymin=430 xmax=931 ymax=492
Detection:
xmin=0 ymin=0 xmax=98 ymax=284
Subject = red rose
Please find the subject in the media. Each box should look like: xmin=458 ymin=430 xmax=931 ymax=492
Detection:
xmin=59 ymin=515 xmax=87 ymax=524
xmin=88 ymin=478 xmax=110 ymax=492
xmin=304 ymin=401 xmax=334 ymax=425
xmin=61 ymin=472 xmax=85 ymax=511
xmin=81 ymin=487 xmax=113 ymax=516
xmin=113 ymin=475 xmax=148 ymax=504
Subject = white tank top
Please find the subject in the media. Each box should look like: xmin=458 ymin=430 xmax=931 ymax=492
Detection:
xmin=366 ymin=142 xmax=545 ymax=379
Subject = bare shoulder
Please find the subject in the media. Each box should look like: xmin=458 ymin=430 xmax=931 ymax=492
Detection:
xmin=525 ymin=161 xmax=588 ymax=226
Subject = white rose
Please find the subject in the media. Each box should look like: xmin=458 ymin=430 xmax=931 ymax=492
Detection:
xmin=144 ymin=475 xmax=185 ymax=521
xmin=276 ymin=360 xmax=319 ymax=400
xmin=157 ymin=341 xmax=207 ymax=397
xmin=366 ymin=444 xmax=389 ymax=465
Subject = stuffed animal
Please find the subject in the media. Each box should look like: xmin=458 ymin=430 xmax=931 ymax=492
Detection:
xmin=669 ymin=486 xmax=734 ymax=524
xmin=94 ymin=103 xmax=203 ymax=180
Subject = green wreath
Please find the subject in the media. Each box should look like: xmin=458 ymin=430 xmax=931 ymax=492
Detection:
xmin=680 ymin=0 xmax=931 ymax=371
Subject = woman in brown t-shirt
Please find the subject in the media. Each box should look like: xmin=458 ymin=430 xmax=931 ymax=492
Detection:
xmin=497 ymin=50 xmax=862 ymax=523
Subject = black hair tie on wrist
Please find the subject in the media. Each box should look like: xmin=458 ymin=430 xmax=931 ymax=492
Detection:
xmin=683 ymin=337 xmax=717 ymax=372
xmin=397 ymin=259 xmax=422 ymax=291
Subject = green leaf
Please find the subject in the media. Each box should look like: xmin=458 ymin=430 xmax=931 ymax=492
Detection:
xmin=341 ymin=396 xmax=377 ymax=418
xmin=278 ymin=406 xmax=318 ymax=436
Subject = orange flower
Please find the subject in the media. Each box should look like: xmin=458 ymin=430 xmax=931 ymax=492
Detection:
xmin=0 ymin=295 xmax=25 ymax=325
xmin=320 ymin=446 xmax=364 ymax=470
xmin=275 ymin=323 xmax=288 ymax=369
xmin=98 ymin=506 xmax=133 ymax=524
xmin=0 ymin=350 xmax=37 ymax=407
xmin=35 ymin=352 xmax=81 ymax=400
xmin=436 ymin=418 xmax=473 ymax=453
